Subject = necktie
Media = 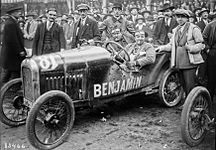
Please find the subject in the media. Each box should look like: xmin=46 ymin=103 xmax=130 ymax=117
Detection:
xmin=47 ymin=22 xmax=52 ymax=30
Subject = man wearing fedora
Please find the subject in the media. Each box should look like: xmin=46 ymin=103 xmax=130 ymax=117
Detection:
xmin=32 ymin=8 xmax=66 ymax=55
xmin=158 ymin=9 xmax=205 ymax=96
xmin=202 ymin=13 xmax=216 ymax=101
xmin=23 ymin=12 xmax=38 ymax=49
xmin=99 ymin=3 xmax=135 ymax=43
xmin=0 ymin=5 xmax=26 ymax=85
xmin=71 ymin=4 xmax=101 ymax=48
xmin=196 ymin=8 xmax=210 ymax=32
xmin=153 ymin=3 xmax=178 ymax=45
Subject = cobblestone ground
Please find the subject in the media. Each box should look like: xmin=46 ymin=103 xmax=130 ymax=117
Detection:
xmin=0 ymin=95 xmax=215 ymax=150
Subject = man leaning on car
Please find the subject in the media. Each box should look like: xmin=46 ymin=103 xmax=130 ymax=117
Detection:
xmin=158 ymin=9 xmax=205 ymax=96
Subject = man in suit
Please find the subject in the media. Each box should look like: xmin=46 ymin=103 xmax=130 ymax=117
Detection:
xmin=71 ymin=4 xmax=101 ymax=48
xmin=23 ymin=12 xmax=38 ymax=49
xmin=196 ymin=8 xmax=209 ymax=33
xmin=32 ymin=8 xmax=66 ymax=55
xmin=0 ymin=5 xmax=26 ymax=84
xmin=195 ymin=8 xmax=210 ymax=85
xmin=127 ymin=7 xmax=140 ymax=25
xmin=153 ymin=3 xmax=178 ymax=45
xmin=159 ymin=9 xmax=205 ymax=95
xmin=99 ymin=3 xmax=135 ymax=43
xmin=203 ymin=14 xmax=216 ymax=101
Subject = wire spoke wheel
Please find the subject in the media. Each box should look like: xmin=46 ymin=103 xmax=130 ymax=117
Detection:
xmin=35 ymin=98 xmax=70 ymax=145
xmin=159 ymin=69 xmax=183 ymax=107
xmin=0 ymin=78 xmax=28 ymax=126
xmin=181 ymin=86 xmax=212 ymax=146
xmin=188 ymin=95 xmax=209 ymax=140
xmin=27 ymin=90 xmax=75 ymax=150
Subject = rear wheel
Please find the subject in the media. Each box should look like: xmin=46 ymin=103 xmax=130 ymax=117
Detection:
xmin=159 ymin=69 xmax=183 ymax=107
xmin=26 ymin=90 xmax=75 ymax=150
xmin=181 ymin=86 xmax=212 ymax=147
xmin=0 ymin=78 xmax=28 ymax=126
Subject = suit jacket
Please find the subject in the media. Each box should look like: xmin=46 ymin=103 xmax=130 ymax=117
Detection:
xmin=196 ymin=19 xmax=208 ymax=33
xmin=0 ymin=16 xmax=26 ymax=71
xmin=153 ymin=17 xmax=178 ymax=45
xmin=127 ymin=15 xmax=139 ymax=24
xmin=71 ymin=16 xmax=101 ymax=48
xmin=32 ymin=22 xmax=66 ymax=55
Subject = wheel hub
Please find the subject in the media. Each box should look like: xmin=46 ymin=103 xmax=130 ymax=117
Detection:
xmin=13 ymin=96 xmax=24 ymax=109
xmin=168 ymin=82 xmax=177 ymax=91
xmin=44 ymin=113 xmax=60 ymax=129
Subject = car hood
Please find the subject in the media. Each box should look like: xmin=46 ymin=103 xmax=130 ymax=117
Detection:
xmin=26 ymin=46 xmax=111 ymax=72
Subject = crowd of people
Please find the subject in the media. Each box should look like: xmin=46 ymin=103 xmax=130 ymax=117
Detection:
xmin=0 ymin=2 xmax=216 ymax=101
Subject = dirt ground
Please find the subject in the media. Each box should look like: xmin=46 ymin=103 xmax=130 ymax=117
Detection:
xmin=0 ymin=95 xmax=215 ymax=150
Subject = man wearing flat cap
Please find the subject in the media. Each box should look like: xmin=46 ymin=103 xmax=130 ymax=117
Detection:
xmin=71 ymin=3 xmax=101 ymax=48
xmin=32 ymin=8 xmax=66 ymax=55
xmin=99 ymin=3 xmax=135 ymax=43
xmin=158 ymin=9 xmax=205 ymax=97
xmin=23 ymin=12 xmax=38 ymax=49
xmin=0 ymin=5 xmax=26 ymax=85
xmin=153 ymin=3 xmax=178 ymax=45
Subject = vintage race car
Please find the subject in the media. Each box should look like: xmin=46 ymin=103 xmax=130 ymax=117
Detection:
xmin=0 ymin=41 xmax=183 ymax=149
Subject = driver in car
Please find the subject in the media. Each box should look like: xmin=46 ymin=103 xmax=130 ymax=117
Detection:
xmin=119 ymin=30 xmax=156 ymax=71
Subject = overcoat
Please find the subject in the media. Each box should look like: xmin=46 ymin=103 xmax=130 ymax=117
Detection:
xmin=0 ymin=16 xmax=26 ymax=71
xmin=160 ymin=22 xmax=205 ymax=68
xmin=71 ymin=16 xmax=101 ymax=48
xmin=32 ymin=22 xmax=66 ymax=55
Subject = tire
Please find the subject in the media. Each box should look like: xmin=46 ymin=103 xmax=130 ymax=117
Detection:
xmin=26 ymin=90 xmax=75 ymax=150
xmin=181 ymin=86 xmax=212 ymax=147
xmin=0 ymin=78 xmax=28 ymax=126
xmin=159 ymin=69 xmax=183 ymax=107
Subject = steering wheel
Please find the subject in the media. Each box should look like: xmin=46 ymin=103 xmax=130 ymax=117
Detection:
xmin=105 ymin=41 xmax=130 ymax=64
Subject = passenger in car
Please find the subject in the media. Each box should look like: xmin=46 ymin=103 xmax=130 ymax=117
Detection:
xmin=119 ymin=30 xmax=156 ymax=70
xmin=110 ymin=27 xmax=135 ymax=48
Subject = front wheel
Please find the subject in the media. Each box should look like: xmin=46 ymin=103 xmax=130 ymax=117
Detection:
xmin=0 ymin=78 xmax=28 ymax=126
xmin=181 ymin=86 xmax=212 ymax=147
xmin=26 ymin=90 xmax=75 ymax=150
xmin=159 ymin=69 xmax=183 ymax=107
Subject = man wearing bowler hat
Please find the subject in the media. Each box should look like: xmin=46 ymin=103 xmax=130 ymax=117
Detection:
xmin=0 ymin=5 xmax=26 ymax=85
xmin=71 ymin=3 xmax=101 ymax=48
xmin=158 ymin=9 xmax=205 ymax=96
xmin=153 ymin=3 xmax=178 ymax=45
xmin=99 ymin=3 xmax=135 ymax=43
xmin=32 ymin=8 xmax=66 ymax=55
